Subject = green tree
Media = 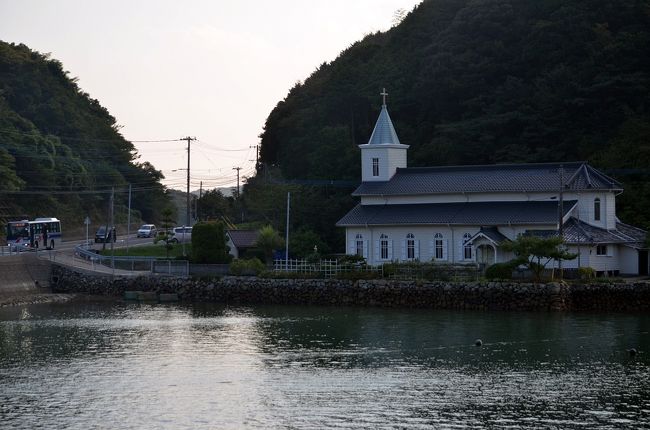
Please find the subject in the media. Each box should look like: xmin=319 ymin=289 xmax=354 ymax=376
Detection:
xmin=191 ymin=221 xmax=231 ymax=264
xmin=289 ymin=229 xmax=329 ymax=258
xmin=501 ymin=236 xmax=577 ymax=282
xmin=157 ymin=207 xmax=176 ymax=259
xmin=197 ymin=189 xmax=234 ymax=222
xmin=256 ymin=225 xmax=285 ymax=264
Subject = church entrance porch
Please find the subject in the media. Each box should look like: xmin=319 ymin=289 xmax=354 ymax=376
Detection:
xmin=477 ymin=244 xmax=496 ymax=268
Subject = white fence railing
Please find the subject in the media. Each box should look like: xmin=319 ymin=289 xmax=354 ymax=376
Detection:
xmin=273 ymin=259 xmax=382 ymax=278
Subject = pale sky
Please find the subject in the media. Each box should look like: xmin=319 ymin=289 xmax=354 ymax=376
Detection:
xmin=0 ymin=0 xmax=422 ymax=191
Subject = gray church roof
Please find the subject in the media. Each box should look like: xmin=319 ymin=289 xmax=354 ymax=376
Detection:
xmin=352 ymin=162 xmax=622 ymax=196
xmin=366 ymin=106 xmax=402 ymax=145
xmin=561 ymin=218 xmax=646 ymax=245
xmin=466 ymin=226 xmax=510 ymax=245
xmin=336 ymin=200 xmax=577 ymax=227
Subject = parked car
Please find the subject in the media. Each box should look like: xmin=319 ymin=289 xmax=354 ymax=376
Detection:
xmin=95 ymin=226 xmax=116 ymax=243
xmin=169 ymin=226 xmax=192 ymax=243
xmin=136 ymin=224 xmax=157 ymax=238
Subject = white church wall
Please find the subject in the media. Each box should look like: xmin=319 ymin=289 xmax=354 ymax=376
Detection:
xmin=572 ymin=191 xmax=618 ymax=230
xmin=346 ymin=225 xmax=496 ymax=265
xmin=605 ymin=193 xmax=617 ymax=229
xmin=345 ymin=227 xmax=634 ymax=274
xmin=585 ymin=244 xmax=619 ymax=273
xmin=360 ymin=145 xmax=407 ymax=182
xmin=361 ymin=192 xmax=561 ymax=205
xmin=619 ymin=246 xmax=639 ymax=275
xmin=360 ymin=191 xmax=605 ymax=206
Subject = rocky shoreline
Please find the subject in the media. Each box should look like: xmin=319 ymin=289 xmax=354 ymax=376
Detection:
xmin=0 ymin=293 xmax=80 ymax=308
xmin=50 ymin=265 xmax=650 ymax=312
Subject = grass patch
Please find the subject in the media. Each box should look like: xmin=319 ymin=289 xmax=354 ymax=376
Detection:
xmin=99 ymin=243 xmax=192 ymax=258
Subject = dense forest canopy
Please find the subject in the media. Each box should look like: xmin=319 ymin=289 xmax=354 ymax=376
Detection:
xmin=258 ymin=0 xmax=650 ymax=244
xmin=0 ymin=41 xmax=171 ymax=235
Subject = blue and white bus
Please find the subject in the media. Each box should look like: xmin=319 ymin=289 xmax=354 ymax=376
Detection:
xmin=5 ymin=217 xmax=62 ymax=250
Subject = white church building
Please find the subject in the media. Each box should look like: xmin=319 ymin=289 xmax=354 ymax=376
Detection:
xmin=337 ymin=93 xmax=648 ymax=276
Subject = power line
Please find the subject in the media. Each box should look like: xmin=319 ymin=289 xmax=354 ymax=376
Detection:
xmin=0 ymin=127 xmax=181 ymax=143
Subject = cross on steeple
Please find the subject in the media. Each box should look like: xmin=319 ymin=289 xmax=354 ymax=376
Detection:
xmin=380 ymin=88 xmax=388 ymax=107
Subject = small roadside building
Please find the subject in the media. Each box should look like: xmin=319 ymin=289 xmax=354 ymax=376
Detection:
xmin=336 ymin=94 xmax=648 ymax=276
xmin=226 ymin=229 xmax=259 ymax=259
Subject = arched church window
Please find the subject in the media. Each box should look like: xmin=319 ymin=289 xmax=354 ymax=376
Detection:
xmin=406 ymin=233 xmax=415 ymax=259
xmin=372 ymin=158 xmax=379 ymax=177
xmin=355 ymin=234 xmax=364 ymax=257
xmin=594 ymin=198 xmax=601 ymax=221
xmin=380 ymin=234 xmax=389 ymax=260
xmin=463 ymin=233 xmax=473 ymax=260
xmin=434 ymin=233 xmax=444 ymax=260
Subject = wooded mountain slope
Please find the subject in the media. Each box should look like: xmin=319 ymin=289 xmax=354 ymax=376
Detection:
xmin=259 ymin=0 xmax=650 ymax=229
xmin=0 ymin=42 xmax=170 ymax=233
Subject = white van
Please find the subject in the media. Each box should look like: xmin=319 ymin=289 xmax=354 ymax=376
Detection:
xmin=169 ymin=226 xmax=192 ymax=243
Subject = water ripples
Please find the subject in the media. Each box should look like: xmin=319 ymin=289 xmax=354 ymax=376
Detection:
xmin=0 ymin=303 xmax=648 ymax=428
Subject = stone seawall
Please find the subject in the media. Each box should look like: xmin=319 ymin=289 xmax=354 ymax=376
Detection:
xmin=51 ymin=265 xmax=650 ymax=311
xmin=0 ymin=253 xmax=52 ymax=296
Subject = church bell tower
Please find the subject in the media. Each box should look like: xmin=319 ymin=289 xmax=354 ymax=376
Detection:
xmin=359 ymin=88 xmax=409 ymax=182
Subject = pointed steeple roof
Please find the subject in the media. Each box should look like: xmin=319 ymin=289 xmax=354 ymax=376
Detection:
xmin=366 ymin=88 xmax=402 ymax=145
xmin=367 ymin=105 xmax=401 ymax=145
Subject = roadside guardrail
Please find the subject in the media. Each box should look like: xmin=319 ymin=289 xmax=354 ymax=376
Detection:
xmin=74 ymin=245 xmax=189 ymax=276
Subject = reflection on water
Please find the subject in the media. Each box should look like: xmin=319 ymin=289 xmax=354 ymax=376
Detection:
xmin=0 ymin=302 xmax=648 ymax=429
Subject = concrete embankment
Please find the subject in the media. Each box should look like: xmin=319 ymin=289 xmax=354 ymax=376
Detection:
xmin=0 ymin=253 xmax=52 ymax=294
xmin=51 ymin=264 xmax=650 ymax=311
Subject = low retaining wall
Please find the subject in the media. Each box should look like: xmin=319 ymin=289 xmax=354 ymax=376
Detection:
xmin=0 ymin=253 xmax=52 ymax=296
xmin=50 ymin=265 xmax=650 ymax=311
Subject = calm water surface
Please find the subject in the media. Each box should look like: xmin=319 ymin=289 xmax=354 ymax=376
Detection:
xmin=0 ymin=300 xmax=648 ymax=429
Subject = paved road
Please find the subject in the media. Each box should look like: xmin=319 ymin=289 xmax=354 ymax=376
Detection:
xmin=56 ymin=234 xmax=157 ymax=252
xmin=44 ymin=235 xmax=159 ymax=277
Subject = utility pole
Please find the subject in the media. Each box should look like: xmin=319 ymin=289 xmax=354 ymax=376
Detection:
xmin=181 ymin=136 xmax=196 ymax=229
xmin=558 ymin=164 xmax=564 ymax=278
xmin=110 ymin=187 xmax=115 ymax=275
xmin=198 ymin=181 xmax=203 ymax=222
xmin=233 ymin=167 xmax=242 ymax=198
xmin=285 ymin=191 xmax=290 ymax=271
xmin=126 ymin=183 xmax=131 ymax=255
xmin=250 ymin=144 xmax=259 ymax=171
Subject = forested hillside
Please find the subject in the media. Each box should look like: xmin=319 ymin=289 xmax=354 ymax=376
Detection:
xmin=258 ymin=0 xmax=650 ymax=240
xmin=0 ymin=41 xmax=170 ymax=236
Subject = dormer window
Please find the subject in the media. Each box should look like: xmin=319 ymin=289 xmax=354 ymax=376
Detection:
xmin=594 ymin=198 xmax=601 ymax=221
xmin=372 ymin=158 xmax=379 ymax=177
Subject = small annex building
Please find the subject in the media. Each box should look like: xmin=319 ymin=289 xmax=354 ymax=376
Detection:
xmin=337 ymin=93 xmax=648 ymax=276
xmin=226 ymin=229 xmax=259 ymax=259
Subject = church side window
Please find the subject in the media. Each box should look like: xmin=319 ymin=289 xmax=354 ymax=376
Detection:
xmin=380 ymin=234 xmax=389 ymax=260
xmin=463 ymin=233 xmax=472 ymax=260
xmin=434 ymin=233 xmax=444 ymax=260
xmin=594 ymin=197 xmax=601 ymax=221
xmin=406 ymin=233 xmax=415 ymax=260
xmin=355 ymin=234 xmax=364 ymax=257
xmin=372 ymin=158 xmax=379 ymax=177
